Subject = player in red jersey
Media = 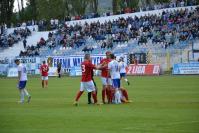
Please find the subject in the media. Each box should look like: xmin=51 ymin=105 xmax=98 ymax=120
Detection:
xmin=40 ymin=61 xmax=49 ymax=88
xmin=74 ymin=54 xmax=101 ymax=106
xmin=100 ymin=51 xmax=112 ymax=104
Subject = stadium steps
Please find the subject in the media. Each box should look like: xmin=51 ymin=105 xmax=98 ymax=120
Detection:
xmin=0 ymin=31 xmax=48 ymax=59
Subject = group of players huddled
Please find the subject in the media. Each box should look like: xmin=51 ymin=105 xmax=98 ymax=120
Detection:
xmin=15 ymin=51 xmax=131 ymax=105
xmin=74 ymin=51 xmax=132 ymax=105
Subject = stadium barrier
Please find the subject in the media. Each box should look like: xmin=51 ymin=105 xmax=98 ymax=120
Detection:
xmin=7 ymin=68 xmax=18 ymax=77
xmin=0 ymin=64 xmax=9 ymax=75
xmin=48 ymin=54 xmax=127 ymax=69
xmin=48 ymin=67 xmax=58 ymax=76
xmin=8 ymin=54 xmax=199 ymax=77
xmin=126 ymin=64 xmax=160 ymax=75
xmin=69 ymin=67 xmax=82 ymax=76
xmin=172 ymin=63 xmax=199 ymax=75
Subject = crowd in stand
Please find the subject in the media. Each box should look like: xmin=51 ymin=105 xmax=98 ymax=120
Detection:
xmin=35 ymin=0 xmax=198 ymax=31
xmin=3 ymin=0 xmax=197 ymax=31
xmin=19 ymin=37 xmax=46 ymax=57
xmin=0 ymin=27 xmax=31 ymax=49
xmin=19 ymin=5 xmax=199 ymax=56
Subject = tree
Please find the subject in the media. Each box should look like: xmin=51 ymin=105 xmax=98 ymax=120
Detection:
xmin=21 ymin=0 xmax=24 ymax=13
xmin=17 ymin=0 xmax=21 ymax=13
xmin=69 ymin=0 xmax=89 ymax=16
xmin=27 ymin=0 xmax=37 ymax=20
xmin=90 ymin=0 xmax=98 ymax=13
xmin=0 ymin=0 xmax=14 ymax=26
xmin=112 ymin=0 xmax=121 ymax=14
xmin=64 ymin=0 xmax=70 ymax=16
xmin=154 ymin=0 xmax=171 ymax=3
xmin=126 ymin=0 xmax=139 ymax=8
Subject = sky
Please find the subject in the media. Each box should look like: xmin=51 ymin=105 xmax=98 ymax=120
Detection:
xmin=13 ymin=0 xmax=27 ymax=12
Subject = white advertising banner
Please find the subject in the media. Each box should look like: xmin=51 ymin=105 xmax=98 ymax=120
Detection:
xmin=48 ymin=67 xmax=58 ymax=77
xmin=173 ymin=63 xmax=199 ymax=75
xmin=7 ymin=68 xmax=18 ymax=77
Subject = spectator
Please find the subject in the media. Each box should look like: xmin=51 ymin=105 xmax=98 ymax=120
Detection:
xmin=23 ymin=39 xmax=27 ymax=49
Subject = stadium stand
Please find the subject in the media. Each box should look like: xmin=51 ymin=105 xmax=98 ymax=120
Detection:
xmin=0 ymin=28 xmax=31 ymax=49
xmin=13 ymin=6 xmax=199 ymax=58
xmin=0 ymin=5 xmax=198 ymax=64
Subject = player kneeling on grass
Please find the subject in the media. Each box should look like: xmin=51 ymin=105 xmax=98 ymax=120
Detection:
xmin=40 ymin=61 xmax=49 ymax=88
xmin=15 ymin=59 xmax=31 ymax=104
xmin=74 ymin=54 xmax=102 ymax=106
xmin=120 ymin=87 xmax=132 ymax=103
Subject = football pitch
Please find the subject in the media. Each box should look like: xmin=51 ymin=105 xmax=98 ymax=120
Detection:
xmin=0 ymin=75 xmax=199 ymax=133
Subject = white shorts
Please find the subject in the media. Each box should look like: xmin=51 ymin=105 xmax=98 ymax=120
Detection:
xmin=80 ymin=80 xmax=96 ymax=92
xmin=101 ymin=77 xmax=112 ymax=86
xmin=41 ymin=76 xmax=48 ymax=80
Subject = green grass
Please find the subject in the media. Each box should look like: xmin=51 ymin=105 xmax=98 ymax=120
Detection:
xmin=0 ymin=76 xmax=199 ymax=133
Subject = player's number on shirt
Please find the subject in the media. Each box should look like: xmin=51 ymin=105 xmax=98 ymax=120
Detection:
xmin=122 ymin=64 xmax=125 ymax=68
xmin=81 ymin=65 xmax=86 ymax=73
xmin=23 ymin=67 xmax=27 ymax=73
xmin=114 ymin=63 xmax=119 ymax=72
xmin=42 ymin=66 xmax=48 ymax=72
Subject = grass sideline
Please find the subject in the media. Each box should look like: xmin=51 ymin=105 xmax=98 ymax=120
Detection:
xmin=0 ymin=76 xmax=199 ymax=133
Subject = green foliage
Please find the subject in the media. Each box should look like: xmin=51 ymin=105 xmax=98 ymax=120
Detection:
xmin=68 ymin=0 xmax=89 ymax=15
xmin=1 ymin=0 xmax=198 ymax=25
xmin=0 ymin=0 xmax=14 ymax=25
xmin=112 ymin=0 xmax=121 ymax=14
xmin=35 ymin=0 xmax=66 ymax=20
xmin=126 ymin=0 xmax=139 ymax=8
xmin=154 ymin=0 xmax=171 ymax=3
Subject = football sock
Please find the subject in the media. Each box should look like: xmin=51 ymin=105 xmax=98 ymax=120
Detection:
xmin=75 ymin=91 xmax=83 ymax=101
xmin=88 ymin=92 xmax=92 ymax=103
xmin=20 ymin=90 xmax=24 ymax=102
xmin=45 ymin=81 xmax=48 ymax=87
xmin=108 ymin=89 xmax=113 ymax=103
xmin=92 ymin=92 xmax=97 ymax=103
xmin=122 ymin=89 xmax=129 ymax=100
xmin=23 ymin=89 xmax=30 ymax=97
xmin=106 ymin=88 xmax=110 ymax=103
xmin=110 ymin=89 xmax=115 ymax=103
xmin=124 ymin=78 xmax=130 ymax=85
xmin=42 ymin=81 xmax=44 ymax=88
xmin=115 ymin=90 xmax=121 ymax=103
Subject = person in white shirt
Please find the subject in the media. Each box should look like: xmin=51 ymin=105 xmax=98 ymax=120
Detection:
xmin=108 ymin=54 xmax=121 ymax=104
xmin=15 ymin=59 xmax=31 ymax=104
xmin=118 ymin=57 xmax=130 ymax=85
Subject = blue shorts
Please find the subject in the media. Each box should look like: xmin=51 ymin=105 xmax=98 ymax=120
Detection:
xmin=18 ymin=81 xmax=27 ymax=89
xmin=112 ymin=79 xmax=120 ymax=89
xmin=120 ymin=73 xmax=126 ymax=78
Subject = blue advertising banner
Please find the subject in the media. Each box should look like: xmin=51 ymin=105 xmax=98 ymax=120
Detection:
xmin=48 ymin=55 xmax=105 ymax=69
xmin=173 ymin=63 xmax=199 ymax=75
xmin=48 ymin=54 xmax=127 ymax=69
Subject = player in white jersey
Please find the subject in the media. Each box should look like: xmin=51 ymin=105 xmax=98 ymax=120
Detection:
xmin=108 ymin=54 xmax=121 ymax=104
xmin=119 ymin=57 xmax=130 ymax=85
xmin=15 ymin=59 xmax=31 ymax=104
